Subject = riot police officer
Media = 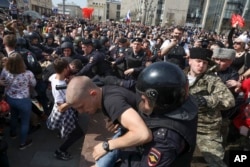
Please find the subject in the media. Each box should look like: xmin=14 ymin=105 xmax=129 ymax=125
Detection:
xmin=16 ymin=37 xmax=42 ymax=76
xmin=104 ymin=38 xmax=147 ymax=91
xmin=73 ymin=36 xmax=84 ymax=55
xmin=60 ymin=41 xmax=88 ymax=64
xmin=99 ymin=36 xmax=110 ymax=57
xmin=96 ymin=62 xmax=198 ymax=167
xmin=75 ymin=39 xmax=113 ymax=78
xmin=26 ymin=32 xmax=50 ymax=61
xmin=43 ymin=33 xmax=59 ymax=53
xmin=135 ymin=62 xmax=198 ymax=167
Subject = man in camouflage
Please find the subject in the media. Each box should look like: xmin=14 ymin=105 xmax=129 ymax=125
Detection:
xmin=187 ymin=48 xmax=235 ymax=167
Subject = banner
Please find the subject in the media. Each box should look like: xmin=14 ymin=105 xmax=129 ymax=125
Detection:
xmin=82 ymin=8 xmax=94 ymax=19
xmin=231 ymin=13 xmax=245 ymax=28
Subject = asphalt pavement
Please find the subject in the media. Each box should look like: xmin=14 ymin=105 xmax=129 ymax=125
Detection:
xmin=3 ymin=113 xmax=88 ymax=167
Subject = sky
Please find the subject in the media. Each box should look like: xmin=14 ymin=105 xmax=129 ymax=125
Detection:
xmin=52 ymin=0 xmax=87 ymax=8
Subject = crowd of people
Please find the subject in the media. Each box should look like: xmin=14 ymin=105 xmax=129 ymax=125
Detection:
xmin=0 ymin=10 xmax=250 ymax=166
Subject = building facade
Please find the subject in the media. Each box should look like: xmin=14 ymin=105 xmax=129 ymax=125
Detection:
xmin=29 ymin=0 xmax=53 ymax=16
xmin=186 ymin=0 xmax=250 ymax=33
xmin=87 ymin=0 xmax=107 ymax=22
xmin=120 ymin=0 xmax=189 ymax=26
xmin=106 ymin=0 xmax=121 ymax=21
xmin=57 ymin=3 xmax=82 ymax=18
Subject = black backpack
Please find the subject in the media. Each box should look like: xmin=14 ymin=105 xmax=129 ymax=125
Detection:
xmin=17 ymin=49 xmax=42 ymax=75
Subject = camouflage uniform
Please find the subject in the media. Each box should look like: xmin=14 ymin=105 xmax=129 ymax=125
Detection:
xmin=189 ymin=73 xmax=235 ymax=167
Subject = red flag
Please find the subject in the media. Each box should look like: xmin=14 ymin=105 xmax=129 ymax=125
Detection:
xmin=231 ymin=13 xmax=245 ymax=28
xmin=82 ymin=8 xmax=94 ymax=19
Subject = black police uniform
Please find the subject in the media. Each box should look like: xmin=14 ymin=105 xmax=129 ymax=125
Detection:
xmin=43 ymin=42 xmax=59 ymax=54
xmin=76 ymin=49 xmax=113 ymax=78
xmin=27 ymin=44 xmax=44 ymax=61
xmin=125 ymin=48 xmax=147 ymax=80
xmin=140 ymin=96 xmax=197 ymax=167
xmin=74 ymin=45 xmax=84 ymax=55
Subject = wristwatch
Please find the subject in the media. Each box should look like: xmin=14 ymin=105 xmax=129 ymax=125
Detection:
xmin=102 ymin=141 xmax=111 ymax=152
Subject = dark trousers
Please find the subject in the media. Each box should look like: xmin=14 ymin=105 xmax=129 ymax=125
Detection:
xmin=59 ymin=121 xmax=84 ymax=152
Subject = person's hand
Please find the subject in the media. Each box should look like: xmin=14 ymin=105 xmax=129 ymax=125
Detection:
xmin=232 ymin=21 xmax=239 ymax=28
xmin=124 ymin=68 xmax=134 ymax=75
xmin=239 ymin=126 xmax=249 ymax=137
xmin=111 ymin=61 xmax=116 ymax=67
xmin=57 ymin=103 xmax=69 ymax=112
xmin=226 ymin=80 xmax=240 ymax=88
xmin=239 ymin=75 xmax=246 ymax=82
xmin=0 ymin=79 xmax=7 ymax=86
xmin=2 ymin=57 xmax=8 ymax=66
xmin=170 ymin=38 xmax=178 ymax=47
xmin=193 ymin=95 xmax=207 ymax=107
xmin=92 ymin=142 xmax=107 ymax=161
xmin=105 ymin=119 xmax=119 ymax=133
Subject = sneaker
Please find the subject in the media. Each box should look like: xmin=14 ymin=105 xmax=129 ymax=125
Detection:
xmin=19 ymin=139 xmax=32 ymax=150
xmin=54 ymin=149 xmax=72 ymax=160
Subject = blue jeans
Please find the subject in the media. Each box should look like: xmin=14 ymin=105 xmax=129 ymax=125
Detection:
xmin=6 ymin=96 xmax=32 ymax=144
xmin=96 ymin=128 xmax=123 ymax=167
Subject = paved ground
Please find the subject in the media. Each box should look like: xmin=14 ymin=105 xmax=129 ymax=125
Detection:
xmin=3 ymin=113 xmax=88 ymax=167
xmin=3 ymin=111 xmax=208 ymax=167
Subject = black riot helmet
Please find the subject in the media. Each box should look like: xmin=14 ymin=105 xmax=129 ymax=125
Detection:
xmin=28 ymin=32 xmax=40 ymax=42
xmin=136 ymin=61 xmax=188 ymax=113
xmin=92 ymin=39 xmax=102 ymax=50
xmin=45 ymin=33 xmax=54 ymax=40
xmin=61 ymin=41 xmax=73 ymax=51
xmin=61 ymin=36 xmax=71 ymax=44
xmin=73 ymin=36 xmax=82 ymax=46
xmin=100 ymin=36 xmax=109 ymax=45
xmin=16 ymin=37 xmax=29 ymax=49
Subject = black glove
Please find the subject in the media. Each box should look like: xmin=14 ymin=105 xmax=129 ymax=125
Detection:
xmin=193 ymin=95 xmax=207 ymax=107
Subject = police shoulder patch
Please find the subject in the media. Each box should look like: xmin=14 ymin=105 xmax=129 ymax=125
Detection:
xmin=148 ymin=147 xmax=161 ymax=167
xmin=89 ymin=56 xmax=94 ymax=63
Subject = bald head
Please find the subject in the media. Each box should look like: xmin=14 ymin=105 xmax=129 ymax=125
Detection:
xmin=66 ymin=76 xmax=98 ymax=105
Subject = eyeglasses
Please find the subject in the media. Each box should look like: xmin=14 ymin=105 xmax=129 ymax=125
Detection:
xmin=233 ymin=42 xmax=242 ymax=45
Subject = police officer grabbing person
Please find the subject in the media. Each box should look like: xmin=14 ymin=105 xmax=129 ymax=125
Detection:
xmin=134 ymin=62 xmax=198 ymax=167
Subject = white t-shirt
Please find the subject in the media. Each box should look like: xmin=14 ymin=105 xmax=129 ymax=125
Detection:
xmin=49 ymin=74 xmax=67 ymax=104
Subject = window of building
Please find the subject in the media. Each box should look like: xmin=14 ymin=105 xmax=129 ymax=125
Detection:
xmin=158 ymin=0 xmax=164 ymax=5
xmin=157 ymin=9 xmax=162 ymax=15
xmin=116 ymin=11 xmax=120 ymax=18
xmin=117 ymin=5 xmax=121 ymax=10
